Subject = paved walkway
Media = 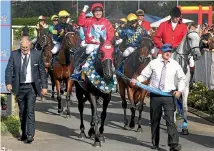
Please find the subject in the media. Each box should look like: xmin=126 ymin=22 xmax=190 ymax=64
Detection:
xmin=2 ymin=84 xmax=214 ymax=151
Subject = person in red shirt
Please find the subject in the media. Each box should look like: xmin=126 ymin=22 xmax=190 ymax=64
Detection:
xmin=136 ymin=9 xmax=151 ymax=33
xmin=153 ymin=6 xmax=188 ymax=55
xmin=75 ymin=3 xmax=115 ymax=72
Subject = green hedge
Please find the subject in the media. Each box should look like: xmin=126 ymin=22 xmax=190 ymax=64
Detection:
xmin=12 ymin=17 xmax=51 ymax=26
xmin=13 ymin=27 xmax=35 ymax=41
xmin=188 ymin=82 xmax=214 ymax=115
xmin=1 ymin=116 xmax=20 ymax=136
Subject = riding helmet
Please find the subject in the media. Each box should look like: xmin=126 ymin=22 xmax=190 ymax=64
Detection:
xmin=136 ymin=9 xmax=144 ymax=16
xmin=91 ymin=3 xmax=104 ymax=13
xmin=58 ymin=10 xmax=70 ymax=18
xmin=170 ymin=7 xmax=181 ymax=18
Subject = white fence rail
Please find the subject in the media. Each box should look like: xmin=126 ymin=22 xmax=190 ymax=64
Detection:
xmin=194 ymin=51 xmax=214 ymax=89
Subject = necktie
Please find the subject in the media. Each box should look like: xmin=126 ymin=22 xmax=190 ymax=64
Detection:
xmin=159 ymin=62 xmax=167 ymax=90
xmin=20 ymin=55 xmax=28 ymax=83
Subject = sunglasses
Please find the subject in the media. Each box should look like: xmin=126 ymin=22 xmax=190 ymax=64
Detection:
xmin=162 ymin=45 xmax=173 ymax=50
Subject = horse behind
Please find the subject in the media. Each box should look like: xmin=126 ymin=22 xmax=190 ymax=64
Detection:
xmin=53 ymin=29 xmax=79 ymax=117
xmin=36 ymin=28 xmax=55 ymax=98
xmin=116 ymin=37 xmax=154 ymax=131
xmin=74 ymin=41 xmax=116 ymax=147
xmin=173 ymin=30 xmax=201 ymax=134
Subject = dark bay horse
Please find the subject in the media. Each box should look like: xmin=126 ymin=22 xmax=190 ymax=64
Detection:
xmin=116 ymin=37 xmax=154 ymax=132
xmin=74 ymin=41 xmax=116 ymax=147
xmin=36 ymin=28 xmax=55 ymax=98
xmin=53 ymin=30 xmax=79 ymax=117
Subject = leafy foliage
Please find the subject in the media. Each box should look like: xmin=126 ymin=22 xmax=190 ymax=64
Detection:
xmin=1 ymin=116 xmax=21 ymax=136
xmin=188 ymin=82 xmax=214 ymax=115
xmin=13 ymin=27 xmax=35 ymax=40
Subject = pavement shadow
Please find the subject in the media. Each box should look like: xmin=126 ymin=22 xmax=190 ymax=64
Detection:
xmin=180 ymin=133 xmax=214 ymax=148
xmin=35 ymin=121 xmax=91 ymax=145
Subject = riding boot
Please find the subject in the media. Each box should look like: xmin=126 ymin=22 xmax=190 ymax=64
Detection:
xmin=76 ymin=52 xmax=89 ymax=72
xmin=50 ymin=55 xmax=55 ymax=70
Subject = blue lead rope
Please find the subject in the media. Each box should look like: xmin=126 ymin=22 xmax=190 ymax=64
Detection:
xmin=115 ymin=70 xmax=172 ymax=96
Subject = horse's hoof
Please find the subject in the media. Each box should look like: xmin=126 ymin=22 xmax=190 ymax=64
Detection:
xmin=99 ymin=135 xmax=105 ymax=143
xmin=79 ymin=132 xmax=86 ymax=138
xmin=137 ymin=127 xmax=143 ymax=133
xmin=88 ymin=128 xmax=95 ymax=138
xmin=51 ymin=95 xmax=54 ymax=99
xmin=123 ymin=124 xmax=129 ymax=130
xmin=129 ymin=121 xmax=135 ymax=129
xmin=58 ymin=107 xmax=64 ymax=114
xmin=181 ymin=129 xmax=189 ymax=135
xmin=92 ymin=141 xmax=101 ymax=147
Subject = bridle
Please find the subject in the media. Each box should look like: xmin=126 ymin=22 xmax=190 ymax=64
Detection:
xmin=174 ymin=31 xmax=200 ymax=56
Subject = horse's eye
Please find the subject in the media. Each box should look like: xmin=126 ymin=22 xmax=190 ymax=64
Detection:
xmin=188 ymin=38 xmax=192 ymax=41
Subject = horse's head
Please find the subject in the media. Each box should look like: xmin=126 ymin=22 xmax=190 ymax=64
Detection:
xmin=186 ymin=30 xmax=201 ymax=60
xmin=138 ymin=37 xmax=154 ymax=63
xmin=63 ymin=27 xmax=80 ymax=51
xmin=97 ymin=41 xmax=114 ymax=84
xmin=37 ymin=28 xmax=50 ymax=49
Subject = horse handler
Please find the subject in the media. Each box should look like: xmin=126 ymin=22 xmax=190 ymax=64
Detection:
xmin=130 ymin=44 xmax=185 ymax=151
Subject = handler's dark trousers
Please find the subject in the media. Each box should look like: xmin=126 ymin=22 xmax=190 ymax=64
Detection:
xmin=150 ymin=93 xmax=179 ymax=148
xmin=16 ymin=83 xmax=37 ymax=137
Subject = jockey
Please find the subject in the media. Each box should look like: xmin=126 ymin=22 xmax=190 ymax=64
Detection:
xmin=116 ymin=13 xmax=148 ymax=59
xmin=32 ymin=15 xmax=49 ymax=45
xmin=115 ymin=18 xmax=127 ymax=39
xmin=50 ymin=15 xmax=65 ymax=70
xmin=79 ymin=12 xmax=93 ymax=47
xmin=136 ymin=9 xmax=151 ymax=34
xmin=58 ymin=10 xmax=71 ymax=33
xmin=75 ymin=3 xmax=115 ymax=72
xmin=49 ymin=15 xmax=59 ymax=33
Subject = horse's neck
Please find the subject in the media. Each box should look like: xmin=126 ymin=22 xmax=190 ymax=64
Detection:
xmin=58 ymin=46 xmax=71 ymax=65
xmin=173 ymin=36 xmax=189 ymax=67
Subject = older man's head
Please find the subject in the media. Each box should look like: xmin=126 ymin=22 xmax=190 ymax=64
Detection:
xmin=20 ymin=36 xmax=32 ymax=55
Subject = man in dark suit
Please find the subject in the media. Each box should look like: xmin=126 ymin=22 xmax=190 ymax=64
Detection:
xmin=5 ymin=36 xmax=48 ymax=143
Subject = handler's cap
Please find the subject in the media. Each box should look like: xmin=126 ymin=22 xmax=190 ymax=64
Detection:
xmin=161 ymin=44 xmax=173 ymax=52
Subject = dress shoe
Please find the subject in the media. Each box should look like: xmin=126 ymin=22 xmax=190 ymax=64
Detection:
xmin=25 ymin=135 xmax=34 ymax=144
xmin=170 ymin=144 xmax=182 ymax=151
xmin=151 ymin=145 xmax=159 ymax=150
xmin=18 ymin=135 xmax=27 ymax=141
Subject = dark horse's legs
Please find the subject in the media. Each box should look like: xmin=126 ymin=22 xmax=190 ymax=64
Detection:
xmin=99 ymin=94 xmax=111 ymax=142
xmin=56 ymin=80 xmax=63 ymax=114
xmin=89 ymin=93 xmax=101 ymax=147
xmin=48 ymin=70 xmax=55 ymax=98
xmin=88 ymin=103 xmax=95 ymax=138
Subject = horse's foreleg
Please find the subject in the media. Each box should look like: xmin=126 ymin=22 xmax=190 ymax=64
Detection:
xmin=99 ymin=94 xmax=111 ymax=143
xmin=88 ymin=102 xmax=95 ymax=138
xmin=89 ymin=93 xmax=101 ymax=147
xmin=50 ymin=71 xmax=55 ymax=98
xmin=56 ymin=80 xmax=63 ymax=114
xmin=127 ymin=87 xmax=136 ymax=129
xmin=137 ymin=90 xmax=147 ymax=133
xmin=118 ymin=80 xmax=128 ymax=129
xmin=181 ymin=85 xmax=189 ymax=135
xmin=65 ymin=79 xmax=73 ymax=118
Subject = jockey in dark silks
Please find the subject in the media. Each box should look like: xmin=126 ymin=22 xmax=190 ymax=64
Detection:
xmin=58 ymin=10 xmax=72 ymax=33
xmin=116 ymin=13 xmax=148 ymax=60
xmin=115 ymin=18 xmax=127 ymax=40
xmin=50 ymin=13 xmax=65 ymax=70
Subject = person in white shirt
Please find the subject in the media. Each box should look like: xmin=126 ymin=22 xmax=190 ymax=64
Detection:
xmin=130 ymin=43 xmax=185 ymax=151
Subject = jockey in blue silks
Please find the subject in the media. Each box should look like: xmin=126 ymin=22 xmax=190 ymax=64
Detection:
xmin=79 ymin=12 xmax=93 ymax=47
xmin=116 ymin=13 xmax=148 ymax=60
xmin=50 ymin=13 xmax=65 ymax=69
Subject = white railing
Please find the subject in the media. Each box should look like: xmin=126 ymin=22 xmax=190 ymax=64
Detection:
xmin=11 ymin=25 xmax=36 ymax=46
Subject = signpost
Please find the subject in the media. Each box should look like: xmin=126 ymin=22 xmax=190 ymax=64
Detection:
xmin=1 ymin=1 xmax=12 ymax=115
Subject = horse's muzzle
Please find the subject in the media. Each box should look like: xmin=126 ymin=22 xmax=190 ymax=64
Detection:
xmin=102 ymin=59 xmax=113 ymax=84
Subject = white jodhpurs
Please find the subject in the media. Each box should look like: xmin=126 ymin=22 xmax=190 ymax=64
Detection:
xmin=189 ymin=56 xmax=195 ymax=67
xmin=123 ymin=47 xmax=136 ymax=57
xmin=51 ymin=43 xmax=61 ymax=54
xmin=86 ymin=44 xmax=99 ymax=54
xmin=80 ymin=40 xmax=87 ymax=47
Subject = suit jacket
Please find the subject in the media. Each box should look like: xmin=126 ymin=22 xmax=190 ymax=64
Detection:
xmin=5 ymin=49 xmax=48 ymax=95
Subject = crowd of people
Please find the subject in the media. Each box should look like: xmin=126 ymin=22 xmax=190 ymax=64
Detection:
xmin=8 ymin=3 xmax=214 ymax=151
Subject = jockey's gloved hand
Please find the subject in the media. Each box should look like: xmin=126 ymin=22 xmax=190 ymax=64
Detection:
xmin=82 ymin=5 xmax=89 ymax=12
xmin=115 ymin=39 xmax=123 ymax=45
